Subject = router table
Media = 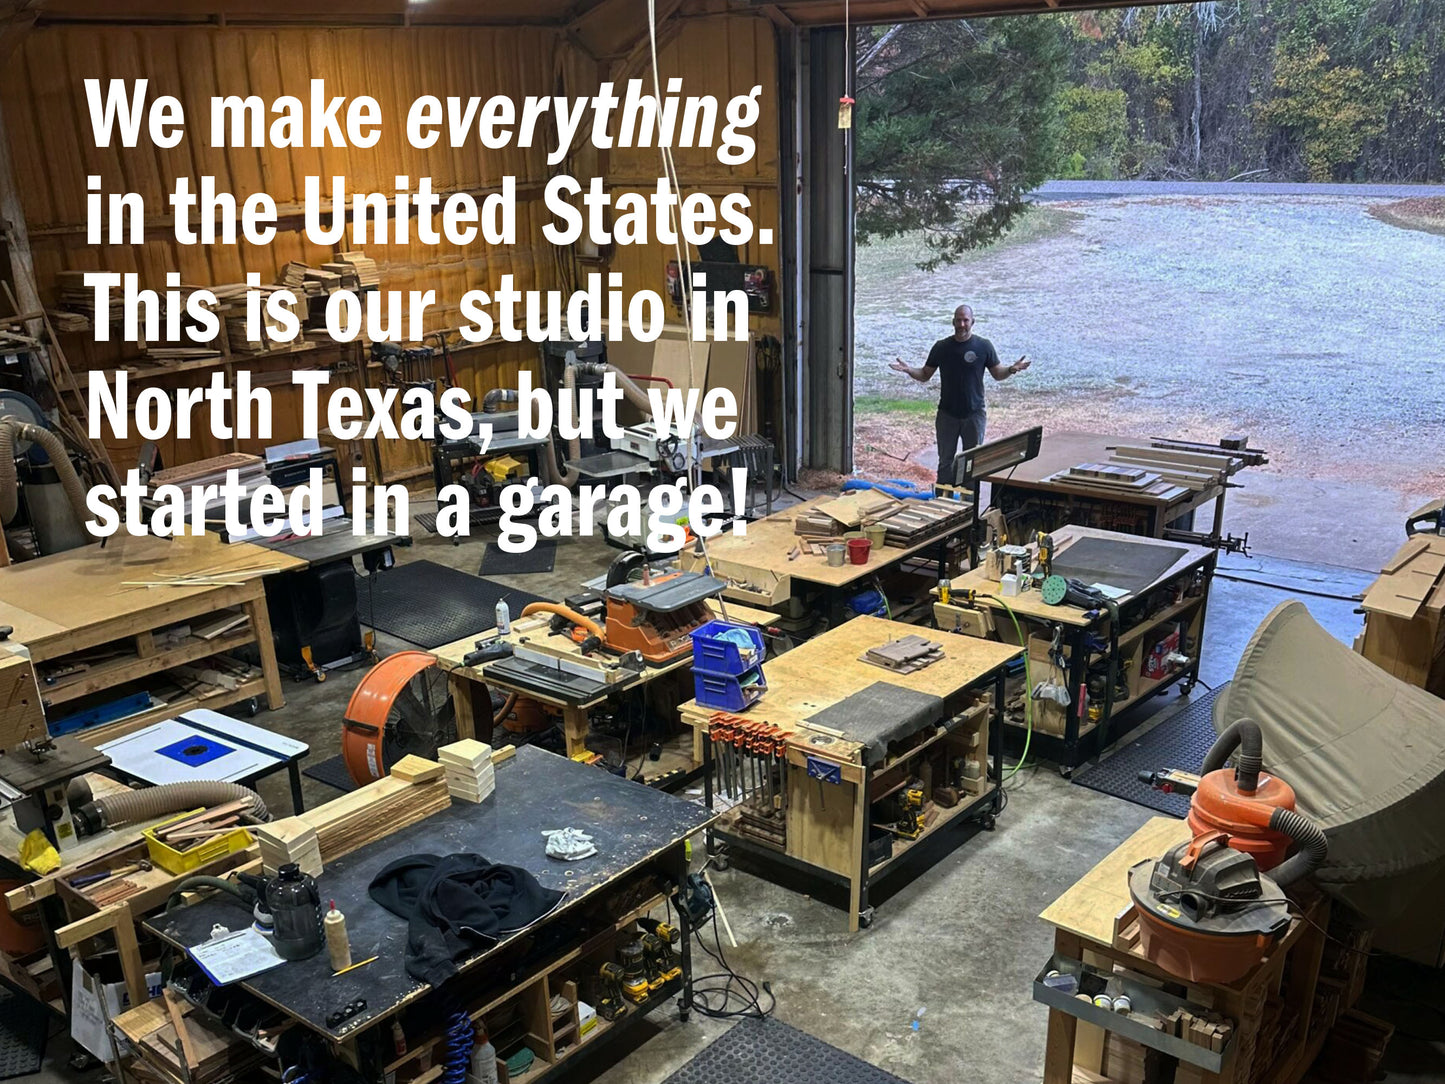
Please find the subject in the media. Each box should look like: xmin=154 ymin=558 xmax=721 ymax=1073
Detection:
xmin=679 ymin=615 xmax=1020 ymax=931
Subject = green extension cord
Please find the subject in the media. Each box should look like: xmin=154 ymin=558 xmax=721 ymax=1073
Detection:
xmin=978 ymin=593 xmax=1032 ymax=780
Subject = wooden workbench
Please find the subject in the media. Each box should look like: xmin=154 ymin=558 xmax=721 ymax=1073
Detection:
xmin=0 ymin=534 xmax=300 ymax=743
xmin=434 ymin=598 xmax=776 ymax=759
xmin=679 ymin=615 xmax=1020 ymax=931
xmin=143 ymin=747 xmax=712 ymax=1081
xmin=983 ymin=431 xmax=1228 ymax=541
xmin=1039 ymin=817 xmax=1335 ymax=1084
xmin=950 ymin=526 xmax=1216 ymax=773
xmin=677 ymin=494 xmax=973 ymax=615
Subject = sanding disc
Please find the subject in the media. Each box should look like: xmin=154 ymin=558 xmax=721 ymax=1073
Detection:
xmin=1041 ymin=575 xmax=1069 ymax=606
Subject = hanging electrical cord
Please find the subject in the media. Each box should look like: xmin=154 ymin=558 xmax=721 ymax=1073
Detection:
xmin=976 ymin=593 xmax=1033 ymax=780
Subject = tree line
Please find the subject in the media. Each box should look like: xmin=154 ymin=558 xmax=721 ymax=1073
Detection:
xmin=856 ymin=2 xmax=1445 ymax=265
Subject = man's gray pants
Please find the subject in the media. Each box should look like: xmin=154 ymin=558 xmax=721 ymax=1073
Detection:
xmin=936 ymin=409 xmax=986 ymax=485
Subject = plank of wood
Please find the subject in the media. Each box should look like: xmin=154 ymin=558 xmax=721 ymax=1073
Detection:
xmin=298 ymin=775 xmax=451 ymax=863
xmin=1382 ymin=537 xmax=1432 ymax=575
xmin=164 ymin=989 xmax=200 ymax=1070
xmin=390 ymin=755 xmax=445 ymax=783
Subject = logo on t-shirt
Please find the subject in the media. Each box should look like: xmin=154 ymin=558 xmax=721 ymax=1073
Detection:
xmin=965 ymin=351 xmax=977 ymax=362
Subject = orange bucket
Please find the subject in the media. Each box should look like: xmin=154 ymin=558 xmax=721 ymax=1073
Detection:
xmin=847 ymin=537 xmax=871 ymax=565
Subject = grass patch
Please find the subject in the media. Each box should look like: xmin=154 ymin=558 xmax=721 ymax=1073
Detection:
xmin=858 ymin=203 xmax=1083 ymax=270
xmin=1369 ymin=197 xmax=1445 ymax=237
xmin=855 ymin=395 xmax=936 ymax=417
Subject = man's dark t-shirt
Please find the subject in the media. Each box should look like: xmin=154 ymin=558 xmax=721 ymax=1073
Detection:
xmin=925 ymin=334 xmax=998 ymax=417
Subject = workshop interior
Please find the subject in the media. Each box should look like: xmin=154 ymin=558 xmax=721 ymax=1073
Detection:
xmin=0 ymin=3 xmax=1442 ymax=1084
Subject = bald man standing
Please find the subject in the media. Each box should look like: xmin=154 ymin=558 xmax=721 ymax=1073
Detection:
xmin=891 ymin=304 xmax=1031 ymax=485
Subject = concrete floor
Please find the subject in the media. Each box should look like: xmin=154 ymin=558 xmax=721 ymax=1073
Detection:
xmin=21 ymin=509 xmax=1445 ymax=1084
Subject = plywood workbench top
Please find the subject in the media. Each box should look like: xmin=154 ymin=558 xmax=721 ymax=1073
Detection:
xmin=0 ymin=534 xmax=302 ymax=652
xmin=1040 ymin=816 xmax=1190 ymax=945
xmin=688 ymin=495 xmax=972 ymax=589
xmin=683 ymin=615 xmax=1020 ymax=737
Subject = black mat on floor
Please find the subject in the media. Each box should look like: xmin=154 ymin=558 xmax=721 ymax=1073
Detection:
xmin=662 ymin=1019 xmax=912 ymax=1084
xmin=302 ymin=753 xmax=357 ymax=794
xmin=0 ymin=985 xmax=48 ymax=1079
xmin=1052 ymin=535 xmax=1189 ymax=597
xmin=481 ymin=540 xmax=556 ymax=576
xmin=414 ymin=508 xmax=495 ymax=537
xmin=356 ymin=561 xmax=552 ymax=649
xmin=1071 ymin=683 xmax=1228 ymax=817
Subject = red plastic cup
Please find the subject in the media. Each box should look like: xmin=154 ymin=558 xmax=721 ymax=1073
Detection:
xmin=847 ymin=537 xmax=871 ymax=565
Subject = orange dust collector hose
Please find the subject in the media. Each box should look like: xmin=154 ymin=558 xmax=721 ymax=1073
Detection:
xmin=519 ymin=602 xmax=605 ymax=642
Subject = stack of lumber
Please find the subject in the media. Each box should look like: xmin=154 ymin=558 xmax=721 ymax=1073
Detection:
xmin=1046 ymin=442 xmax=1244 ymax=501
xmin=137 ymin=999 xmax=263 ymax=1084
xmin=150 ymin=452 xmax=267 ymax=491
xmin=873 ymin=498 xmax=973 ymax=548
xmin=794 ymin=492 xmax=900 ymax=538
xmin=253 ymin=817 xmax=322 ymax=877
xmin=436 ymin=740 xmax=496 ymax=803
xmin=224 ymin=283 xmax=302 ymax=354
xmin=336 ymin=251 xmax=381 ymax=289
xmin=149 ymin=801 xmax=250 ymax=853
xmin=55 ymin=269 xmax=128 ymax=329
xmin=298 ymin=772 xmax=451 ymax=863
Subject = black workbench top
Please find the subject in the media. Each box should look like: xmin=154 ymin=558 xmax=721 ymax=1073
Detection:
xmin=146 ymin=745 xmax=712 ymax=1041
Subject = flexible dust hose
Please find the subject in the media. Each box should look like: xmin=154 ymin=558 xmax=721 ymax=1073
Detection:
xmin=575 ymin=361 xmax=654 ymax=414
xmin=77 ymin=781 xmax=269 ymax=835
xmin=519 ymin=601 xmax=605 ymax=643
xmin=1268 ymin=807 xmax=1329 ymax=887
xmin=1202 ymin=719 xmax=1264 ymax=793
xmin=1 ymin=421 xmax=89 ymax=529
xmin=0 ymin=421 xmax=16 ymax=523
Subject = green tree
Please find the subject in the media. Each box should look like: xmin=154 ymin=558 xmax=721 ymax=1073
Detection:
xmin=1058 ymin=85 xmax=1129 ymax=177
xmin=855 ymin=17 xmax=1069 ymax=269
xmin=1257 ymin=44 xmax=1386 ymax=180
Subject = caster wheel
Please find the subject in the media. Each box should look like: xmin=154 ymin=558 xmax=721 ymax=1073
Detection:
xmin=1059 ymin=767 xmax=1073 ymax=779
xmin=315 ymin=671 xmax=326 ymax=683
xmin=980 ymin=813 xmax=997 ymax=831
xmin=1179 ymin=680 xmax=1196 ymax=696
xmin=711 ymin=853 xmax=730 ymax=872
xmin=246 ymin=697 xmax=260 ymax=717
xmin=858 ymin=908 xmax=875 ymax=930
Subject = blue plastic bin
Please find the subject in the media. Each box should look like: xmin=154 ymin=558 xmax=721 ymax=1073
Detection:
xmin=690 ymin=620 xmax=766 ymax=677
xmin=693 ymin=667 xmax=768 ymax=712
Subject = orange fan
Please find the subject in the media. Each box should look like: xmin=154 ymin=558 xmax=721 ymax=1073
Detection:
xmin=341 ymin=652 xmax=455 ymax=786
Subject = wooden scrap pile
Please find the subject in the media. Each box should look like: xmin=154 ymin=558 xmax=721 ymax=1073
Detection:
xmin=1151 ymin=1005 xmax=1234 ymax=1052
xmin=279 ymin=251 xmax=380 ymax=329
xmin=253 ymin=817 xmax=322 ymax=877
xmin=874 ymin=498 xmax=972 ymax=548
xmin=54 ymin=270 xmax=128 ymax=331
xmin=149 ymin=800 xmax=251 ymax=853
xmin=1048 ymin=442 xmax=1247 ymax=503
xmin=793 ymin=492 xmax=901 ymax=541
xmin=1359 ymin=535 xmax=1445 ymax=697
xmin=137 ymin=996 xmax=264 ymax=1084
xmin=860 ymin=634 xmax=944 ymax=674
xmin=298 ymin=771 xmax=451 ymax=864
xmin=435 ymin=742 xmax=496 ymax=803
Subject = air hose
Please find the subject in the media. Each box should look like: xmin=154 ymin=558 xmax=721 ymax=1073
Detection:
xmin=441 ymin=1003 xmax=474 ymax=1084
xmin=519 ymin=601 xmax=605 ymax=642
xmin=1202 ymin=718 xmax=1264 ymax=792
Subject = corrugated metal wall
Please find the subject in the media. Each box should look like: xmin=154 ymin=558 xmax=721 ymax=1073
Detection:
xmin=1 ymin=12 xmax=785 ymax=475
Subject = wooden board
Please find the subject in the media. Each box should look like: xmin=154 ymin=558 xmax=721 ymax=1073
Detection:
xmin=981 ymin=431 xmax=1214 ymax=510
xmin=1040 ymin=816 xmax=1191 ymax=944
xmin=650 ymin=337 xmax=709 ymax=396
xmin=0 ymin=534 xmax=302 ymax=658
xmin=682 ymin=495 xmax=974 ymax=591
xmin=681 ymin=615 xmax=1018 ymax=743
xmin=0 ymin=648 xmax=45 ymax=749
xmin=298 ymin=774 xmax=451 ymax=863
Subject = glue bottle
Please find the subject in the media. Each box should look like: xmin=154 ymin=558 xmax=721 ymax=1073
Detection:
xmin=470 ymin=1023 xmax=499 ymax=1084
xmin=324 ymin=899 xmax=351 ymax=971
xmin=495 ymin=599 xmax=511 ymax=635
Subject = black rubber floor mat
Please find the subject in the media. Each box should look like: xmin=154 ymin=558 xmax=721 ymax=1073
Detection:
xmin=481 ymin=541 xmax=556 ymax=575
xmin=414 ymin=508 xmax=495 ymax=537
xmin=303 ymin=753 xmax=357 ymax=794
xmin=356 ymin=561 xmax=553 ymax=649
xmin=662 ymin=1019 xmax=913 ymax=1084
xmin=1071 ymin=683 xmax=1228 ymax=817
xmin=0 ymin=986 xmax=47 ymax=1079
xmin=1052 ymin=535 xmax=1189 ymax=597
